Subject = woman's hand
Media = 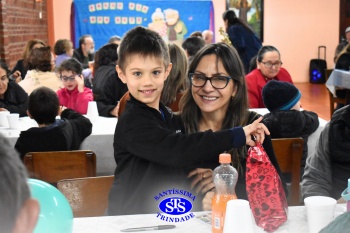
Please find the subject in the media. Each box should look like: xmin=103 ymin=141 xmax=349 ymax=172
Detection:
xmin=188 ymin=168 xmax=214 ymax=195
xmin=202 ymin=191 xmax=215 ymax=211
xmin=0 ymin=108 xmax=8 ymax=112
xmin=243 ymin=116 xmax=270 ymax=146
xmin=58 ymin=106 xmax=67 ymax=116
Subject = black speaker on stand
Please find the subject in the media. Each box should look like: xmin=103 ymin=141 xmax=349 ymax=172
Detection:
xmin=309 ymin=46 xmax=327 ymax=84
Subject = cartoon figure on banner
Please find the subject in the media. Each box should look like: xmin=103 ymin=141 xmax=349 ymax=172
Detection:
xmin=148 ymin=8 xmax=168 ymax=41
xmin=164 ymin=8 xmax=187 ymax=45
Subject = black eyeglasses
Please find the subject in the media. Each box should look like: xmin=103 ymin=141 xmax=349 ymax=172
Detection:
xmin=260 ymin=61 xmax=283 ymax=68
xmin=60 ymin=74 xmax=78 ymax=82
xmin=189 ymin=73 xmax=232 ymax=89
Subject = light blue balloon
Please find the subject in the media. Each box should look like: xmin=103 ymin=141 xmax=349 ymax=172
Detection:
xmin=28 ymin=179 xmax=73 ymax=233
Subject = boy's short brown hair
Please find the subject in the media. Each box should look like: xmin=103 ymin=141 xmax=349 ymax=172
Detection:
xmin=117 ymin=26 xmax=170 ymax=70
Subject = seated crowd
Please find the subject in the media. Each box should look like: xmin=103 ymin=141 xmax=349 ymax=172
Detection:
xmin=1 ymin=24 xmax=350 ymax=232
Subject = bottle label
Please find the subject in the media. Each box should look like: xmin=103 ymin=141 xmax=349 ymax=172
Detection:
xmin=212 ymin=211 xmax=223 ymax=230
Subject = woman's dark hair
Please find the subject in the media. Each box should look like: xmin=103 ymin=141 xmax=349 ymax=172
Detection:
xmin=256 ymin=45 xmax=280 ymax=62
xmin=54 ymin=39 xmax=72 ymax=55
xmin=94 ymin=43 xmax=118 ymax=73
xmin=27 ymin=46 xmax=53 ymax=72
xmin=28 ymin=87 xmax=59 ymax=125
xmin=222 ymin=10 xmax=254 ymax=34
xmin=0 ymin=60 xmax=10 ymax=77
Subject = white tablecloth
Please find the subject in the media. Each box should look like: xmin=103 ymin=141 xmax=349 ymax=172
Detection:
xmin=1 ymin=116 xmax=118 ymax=176
xmin=73 ymin=205 xmax=346 ymax=233
xmin=251 ymin=108 xmax=328 ymax=158
xmin=326 ymin=69 xmax=350 ymax=97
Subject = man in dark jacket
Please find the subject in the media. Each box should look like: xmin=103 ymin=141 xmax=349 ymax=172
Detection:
xmin=15 ymin=87 xmax=92 ymax=160
xmin=73 ymin=35 xmax=95 ymax=69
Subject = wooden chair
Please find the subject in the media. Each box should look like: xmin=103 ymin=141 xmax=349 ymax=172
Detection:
xmin=272 ymin=138 xmax=303 ymax=206
xmin=57 ymin=175 xmax=114 ymax=217
xmin=325 ymin=68 xmax=347 ymax=116
xmin=23 ymin=150 xmax=96 ymax=185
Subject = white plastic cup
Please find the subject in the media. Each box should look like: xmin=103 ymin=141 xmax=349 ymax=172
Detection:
xmin=86 ymin=101 xmax=99 ymax=122
xmin=223 ymin=199 xmax=255 ymax=233
xmin=304 ymin=196 xmax=337 ymax=233
xmin=0 ymin=111 xmax=10 ymax=127
xmin=6 ymin=113 xmax=20 ymax=129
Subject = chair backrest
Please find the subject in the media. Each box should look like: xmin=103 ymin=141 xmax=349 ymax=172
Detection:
xmin=23 ymin=150 xmax=96 ymax=184
xmin=57 ymin=175 xmax=114 ymax=217
xmin=325 ymin=68 xmax=347 ymax=116
xmin=271 ymin=138 xmax=303 ymax=206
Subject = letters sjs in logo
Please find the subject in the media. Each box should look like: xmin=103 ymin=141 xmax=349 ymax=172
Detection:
xmin=159 ymin=197 xmax=192 ymax=215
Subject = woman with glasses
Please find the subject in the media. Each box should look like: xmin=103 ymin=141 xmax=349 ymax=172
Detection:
xmin=180 ymin=43 xmax=286 ymax=209
xmin=246 ymin=45 xmax=293 ymax=108
xmin=0 ymin=60 xmax=28 ymax=117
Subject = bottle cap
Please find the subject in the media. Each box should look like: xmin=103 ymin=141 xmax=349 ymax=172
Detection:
xmin=219 ymin=153 xmax=231 ymax=163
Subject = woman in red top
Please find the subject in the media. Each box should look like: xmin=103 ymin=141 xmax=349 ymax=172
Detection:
xmin=246 ymin=45 xmax=293 ymax=108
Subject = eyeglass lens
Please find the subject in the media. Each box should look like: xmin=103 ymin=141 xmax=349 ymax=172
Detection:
xmin=190 ymin=74 xmax=230 ymax=89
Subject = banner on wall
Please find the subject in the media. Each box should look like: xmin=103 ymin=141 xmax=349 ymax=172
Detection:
xmin=72 ymin=0 xmax=214 ymax=50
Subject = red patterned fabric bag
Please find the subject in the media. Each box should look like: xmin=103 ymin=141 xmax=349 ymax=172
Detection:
xmin=246 ymin=143 xmax=288 ymax=232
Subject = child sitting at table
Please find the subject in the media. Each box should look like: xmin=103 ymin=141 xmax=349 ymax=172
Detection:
xmin=15 ymin=86 xmax=92 ymax=160
xmin=56 ymin=58 xmax=93 ymax=114
xmin=107 ymin=26 xmax=269 ymax=215
xmin=262 ymin=80 xmax=319 ymax=177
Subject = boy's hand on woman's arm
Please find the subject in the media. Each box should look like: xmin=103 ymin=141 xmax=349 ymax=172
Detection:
xmin=243 ymin=116 xmax=270 ymax=147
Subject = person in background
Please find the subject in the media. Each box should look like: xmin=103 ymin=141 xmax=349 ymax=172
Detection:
xmin=72 ymin=35 xmax=95 ymax=69
xmin=11 ymin=39 xmax=45 ymax=82
xmin=189 ymin=31 xmax=203 ymax=38
xmin=202 ymin=30 xmax=213 ymax=44
xmin=56 ymin=59 xmax=93 ymax=115
xmin=182 ymin=36 xmax=206 ymax=64
xmin=93 ymin=43 xmax=127 ymax=117
xmin=15 ymin=87 xmax=92 ymax=160
xmin=179 ymin=43 xmax=286 ymax=209
xmin=53 ymin=39 xmax=74 ymax=68
xmin=262 ymin=80 xmax=319 ymax=178
xmin=107 ymin=26 xmax=268 ymax=215
xmin=18 ymin=46 xmax=62 ymax=95
xmin=301 ymin=104 xmax=350 ymax=201
xmin=334 ymin=26 xmax=350 ymax=62
xmin=108 ymin=35 xmax=121 ymax=45
xmin=0 ymin=60 xmax=28 ymax=117
xmin=222 ymin=10 xmax=262 ymax=73
xmin=333 ymin=43 xmax=350 ymax=110
xmin=161 ymin=43 xmax=188 ymax=112
xmin=0 ymin=134 xmax=39 ymax=233
xmin=246 ymin=45 xmax=293 ymax=108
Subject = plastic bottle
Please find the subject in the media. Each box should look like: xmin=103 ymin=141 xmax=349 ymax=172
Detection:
xmin=212 ymin=153 xmax=238 ymax=233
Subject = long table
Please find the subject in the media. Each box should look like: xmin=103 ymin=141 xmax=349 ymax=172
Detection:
xmin=73 ymin=205 xmax=346 ymax=233
xmin=1 ymin=116 xmax=118 ymax=176
xmin=1 ymin=109 xmax=328 ymax=177
xmin=326 ymin=69 xmax=350 ymax=97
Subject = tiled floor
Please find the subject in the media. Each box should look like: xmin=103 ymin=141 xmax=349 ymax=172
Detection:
xmin=294 ymin=82 xmax=331 ymax=121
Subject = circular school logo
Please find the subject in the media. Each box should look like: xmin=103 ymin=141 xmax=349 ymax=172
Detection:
xmin=154 ymin=188 xmax=196 ymax=222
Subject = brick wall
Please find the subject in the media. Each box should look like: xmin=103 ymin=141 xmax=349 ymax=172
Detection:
xmin=0 ymin=0 xmax=48 ymax=71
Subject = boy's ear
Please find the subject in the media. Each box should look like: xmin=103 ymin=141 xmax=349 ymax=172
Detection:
xmin=164 ymin=63 xmax=172 ymax=81
xmin=12 ymin=199 xmax=40 ymax=233
xmin=26 ymin=110 xmax=33 ymax=119
xmin=116 ymin=65 xmax=126 ymax=84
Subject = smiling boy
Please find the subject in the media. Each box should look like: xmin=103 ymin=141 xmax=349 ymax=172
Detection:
xmin=108 ymin=26 xmax=268 ymax=215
